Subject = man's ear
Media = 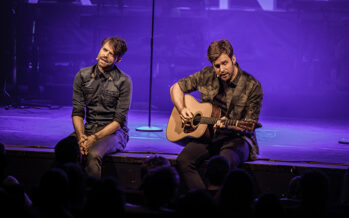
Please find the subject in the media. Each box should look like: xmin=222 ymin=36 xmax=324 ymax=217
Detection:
xmin=232 ymin=55 xmax=236 ymax=65
xmin=116 ymin=58 xmax=122 ymax=63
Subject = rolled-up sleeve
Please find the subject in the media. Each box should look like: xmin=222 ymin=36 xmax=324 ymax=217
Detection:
xmin=113 ymin=75 xmax=132 ymax=127
xmin=72 ymin=71 xmax=85 ymax=119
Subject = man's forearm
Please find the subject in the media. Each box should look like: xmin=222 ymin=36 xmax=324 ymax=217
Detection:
xmin=170 ymin=83 xmax=185 ymax=112
xmin=93 ymin=121 xmax=121 ymax=140
xmin=72 ymin=116 xmax=85 ymax=139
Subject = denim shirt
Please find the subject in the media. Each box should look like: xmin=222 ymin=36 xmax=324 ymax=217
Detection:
xmin=177 ymin=66 xmax=263 ymax=160
xmin=72 ymin=64 xmax=132 ymax=133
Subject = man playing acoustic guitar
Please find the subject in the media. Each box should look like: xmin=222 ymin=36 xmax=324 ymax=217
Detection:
xmin=169 ymin=40 xmax=263 ymax=190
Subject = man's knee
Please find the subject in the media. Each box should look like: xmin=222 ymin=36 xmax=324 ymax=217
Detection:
xmin=176 ymin=153 xmax=186 ymax=167
xmin=219 ymin=149 xmax=240 ymax=169
xmin=176 ymin=152 xmax=192 ymax=171
xmin=87 ymin=149 xmax=102 ymax=163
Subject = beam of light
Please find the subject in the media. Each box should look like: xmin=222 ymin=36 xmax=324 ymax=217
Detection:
xmin=219 ymin=0 xmax=228 ymax=10
xmin=257 ymin=0 xmax=275 ymax=11
xmin=80 ymin=0 xmax=92 ymax=6
xmin=28 ymin=0 xmax=39 ymax=4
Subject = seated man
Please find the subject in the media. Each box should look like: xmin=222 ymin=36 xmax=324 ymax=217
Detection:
xmin=61 ymin=36 xmax=132 ymax=178
xmin=170 ymin=40 xmax=263 ymax=190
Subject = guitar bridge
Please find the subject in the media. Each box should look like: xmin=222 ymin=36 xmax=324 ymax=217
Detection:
xmin=183 ymin=122 xmax=196 ymax=133
xmin=182 ymin=114 xmax=202 ymax=133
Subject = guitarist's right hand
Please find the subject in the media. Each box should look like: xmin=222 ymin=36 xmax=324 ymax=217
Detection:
xmin=180 ymin=107 xmax=194 ymax=124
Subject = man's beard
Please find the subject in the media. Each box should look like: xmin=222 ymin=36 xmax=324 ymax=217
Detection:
xmin=98 ymin=57 xmax=110 ymax=65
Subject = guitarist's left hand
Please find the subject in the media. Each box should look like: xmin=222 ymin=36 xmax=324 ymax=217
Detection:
xmin=214 ymin=116 xmax=244 ymax=131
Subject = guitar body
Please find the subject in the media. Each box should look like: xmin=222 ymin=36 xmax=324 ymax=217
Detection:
xmin=166 ymin=95 xmax=218 ymax=142
xmin=166 ymin=94 xmax=261 ymax=143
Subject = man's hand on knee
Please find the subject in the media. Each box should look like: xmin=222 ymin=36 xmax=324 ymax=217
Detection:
xmin=78 ymin=134 xmax=88 ymax=146
xmin=80 ymin=135 xmax=97 ymax=155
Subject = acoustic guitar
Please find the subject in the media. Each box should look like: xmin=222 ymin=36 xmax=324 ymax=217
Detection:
xmin=166 ymin=94 xmax=261 ymax=142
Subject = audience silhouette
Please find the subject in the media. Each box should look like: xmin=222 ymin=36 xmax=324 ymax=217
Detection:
xmin=0 ymin=143 xmax=32 ymax=218
xmin=254 ymin=192 xmax=284 ymax=218
xmin=205 ymin=155 xmax=230 ymax=197
xmin=140 ymin=155 xmax=171 ymax=180
xmin=1 ymin=145 xmax=348 ymax=218
xmin=218 ymin=168 xmax=256 ymax=218
xmin=176 ymin=188 xmax=218 ymax=218
xmin=299 ymin=169 xmax=330 ymax=218
xmin=141 ymin=166 xmax=179 ymax=210
xmin=33 ymin=167 xmax=72 ymax=218
xmin=84 ymin=176 xmax=125 ymax=218
xmin=53 ymin=136 xmax=82 ymax=168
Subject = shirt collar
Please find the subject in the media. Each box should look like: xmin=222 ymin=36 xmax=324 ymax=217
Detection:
xmin=93 ymin=65 xmax=115 ymax=79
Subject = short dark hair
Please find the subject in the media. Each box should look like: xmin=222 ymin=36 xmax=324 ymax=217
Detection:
xmin=207 ymin=40 xmax=234 ymax=63
xmin=0 ymin=143 xmax=7 ymax=180
xmin=101 ymin=36 xmax=127 ymax=58
xmin=141 ymin=166 xmax=179 ymax=209
xmin=206 ymin=155 xmax=230 ymax=186
xmin=140 ymin=155 xmax=170 ymax=179
xmin=300 ymin=169 xmax=329 ymax=205
xmin=54 ymin=136 xmax=80 ymax=165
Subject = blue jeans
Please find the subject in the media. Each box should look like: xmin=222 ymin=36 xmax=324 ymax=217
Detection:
xmin=70 ymin=126 xmax=128 ymax=178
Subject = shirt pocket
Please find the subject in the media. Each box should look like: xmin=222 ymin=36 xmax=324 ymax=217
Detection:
xmin=103 ymin=90 xmax=119 ymax=108
xmin=199 ymin=86 xmax=216 ymax=102
xmin=232 ymin=102 xmax=247 ymax=120
xmin=82 ymin=87 xmax=96 ymax=105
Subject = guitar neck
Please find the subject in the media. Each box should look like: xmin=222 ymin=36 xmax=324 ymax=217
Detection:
xmin=199 ymin=117 xmax=237 ymax=126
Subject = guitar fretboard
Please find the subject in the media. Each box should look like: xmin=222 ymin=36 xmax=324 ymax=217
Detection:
xmin=195 ymin=116 xmax=237 ymax=126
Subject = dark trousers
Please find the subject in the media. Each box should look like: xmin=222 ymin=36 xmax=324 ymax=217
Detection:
xmin=176 ymin=130 xmax=250 ymax=190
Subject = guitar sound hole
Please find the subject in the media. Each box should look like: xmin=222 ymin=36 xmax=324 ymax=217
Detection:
xmin=193 ymin=114 xmax=201 ymax=126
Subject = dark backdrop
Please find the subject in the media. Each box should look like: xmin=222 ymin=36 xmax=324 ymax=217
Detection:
xmin=1 ymin=0 xmax=349 ymax=120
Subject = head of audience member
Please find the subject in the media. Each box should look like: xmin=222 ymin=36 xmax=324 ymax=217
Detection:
xmin=0 ymin=143 xmax=7 ymax=182
xmin=84 ymin=176 xmax=125 ymax=218
xmin=254 ymin=192 xmax=284 ymax=218
xmin=340 ymin=167 xmax=349 ymax=206
xmin=0 ymin=184 xmax=32 ymax=217
xmin=140 ymin=155 xmax=171 ymax=180
xmin=205 ymin=155 xmax=229 ymax=192
xmin=61 ymin=163 xmax=86 ymax=208
xmin=54 ymin=136 xmax=81 ymax=167
xmin=35 ymin=167 xmax=71 ymax=218
xmin=141 ymin=166 xmax=179 ymax=209
xmin=287 ymin=175 xmax=302 ymax=200
xmin=176 ymin=189 xmax=218 ymax=218
xmin=300 ymin=169 xmax=329 ymax=215
xmin=218 ymin=168 xmax=256 ymax=218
